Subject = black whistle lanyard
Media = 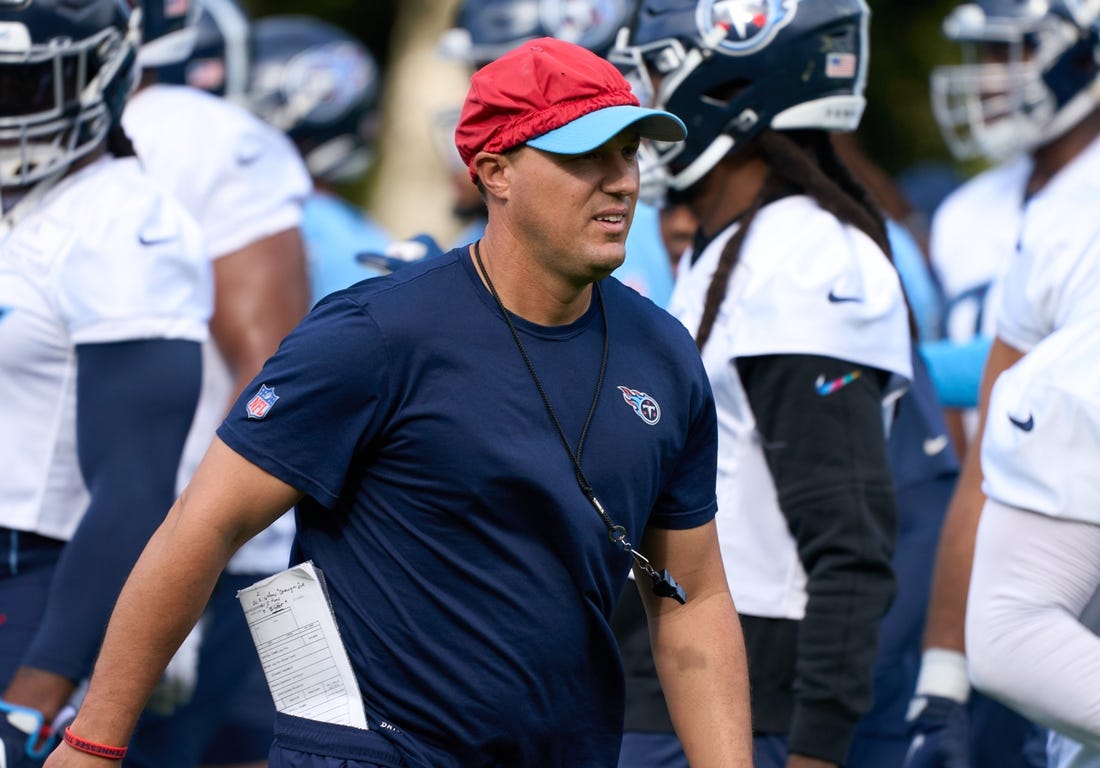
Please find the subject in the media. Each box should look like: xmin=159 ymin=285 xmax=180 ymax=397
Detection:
xmin=473 ymin=241 xmax=686 ymax=604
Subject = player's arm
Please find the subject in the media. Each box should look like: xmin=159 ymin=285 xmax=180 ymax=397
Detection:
xmin=736 ymin=353 xmax=898 ymax=767
xmin=3 ymin=339 xmax=202 ymax=722
xmin=43 ymin=437 xmax=303 ymax=768
xmin=967 ymin=500 xmax=1100 ymax=748
xmin=638 ymin=520 xmax=753 ymax=767
xmin=902 ymin=336 xmax=1025 ymax=767
xmin=210 ymin=227 xmax=311 ymax=399
xmin=920 ymin=337 xmax=1024 ymax=662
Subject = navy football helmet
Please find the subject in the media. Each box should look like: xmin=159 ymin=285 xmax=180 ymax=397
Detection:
xmin=248 ymin=16 xmax=381 ymax=184
xmin=538 ymin=0 xmax=636 ymax=56
xmin=138 ymin=0 xmax=202 ymax=68
xmin=151 ymin=0 xmax=250 ymax=100
xmin=0 ymin=0 xmax=140 ymax=203
xmin=931 ymin=0 xmax=1100 ymax=161
xmin=611 ymin=0 xmax=869 ymax=195
xmin=438 ymin=0 xmax=546 ymax=66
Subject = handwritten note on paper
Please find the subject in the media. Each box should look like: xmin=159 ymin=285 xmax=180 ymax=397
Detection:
xmin=237 ymin=561 xmax=368 ymax=729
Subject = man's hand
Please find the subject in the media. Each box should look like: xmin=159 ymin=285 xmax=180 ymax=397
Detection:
xmin=0 ymin=701 xmax=54 ymax=768
xmin=903 ymin=695 xmax=971 ymax=768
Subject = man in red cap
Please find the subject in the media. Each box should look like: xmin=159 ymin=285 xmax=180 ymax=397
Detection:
xmin=44 ymin=38 xmax=752 ymax=768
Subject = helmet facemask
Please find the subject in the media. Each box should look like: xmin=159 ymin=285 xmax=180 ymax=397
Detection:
xmin=931 ymin=2 xmax=1100 ymax=161
xmin=0 ymin=16 xmax=138 ymax=211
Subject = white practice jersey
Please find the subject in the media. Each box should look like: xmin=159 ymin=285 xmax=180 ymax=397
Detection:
xmin=667 ymin=195 xmax=912 ymax=619
xmin=0 ymin=157 xmax=210 ymax=540
xmin=123 ymin=84 xmax=312 ymax=574
xmin=982 ymin=318 xmax=1100 ymax=526
xmin=996 ymin=135 xmax=1100 ymax=354
xmin=930 ymin=155 xmax=1031 ymax=343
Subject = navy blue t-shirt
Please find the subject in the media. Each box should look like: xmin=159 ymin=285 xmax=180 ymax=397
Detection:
xmin=218 ymin=248 xmax=718 ymax=767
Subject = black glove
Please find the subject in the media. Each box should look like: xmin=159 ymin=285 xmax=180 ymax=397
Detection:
xmin=0 ymin=700 xmax=53 ymax=768
xmin=903 ymin=694 xmax=971 ymax=768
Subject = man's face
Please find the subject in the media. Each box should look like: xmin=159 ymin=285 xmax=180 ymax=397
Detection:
xmin=504 ymin=128 xmax=641 ymax=285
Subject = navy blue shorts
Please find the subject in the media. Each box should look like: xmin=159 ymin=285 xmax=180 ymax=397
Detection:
xmin=0 ymin=530 xmax=64 ymax=690
xmin=270 ymin=713 xmax=407 ymax=768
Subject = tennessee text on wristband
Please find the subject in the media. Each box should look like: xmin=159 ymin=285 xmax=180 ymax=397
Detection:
xmin=63 ymin=726 xmax=128 ymax=760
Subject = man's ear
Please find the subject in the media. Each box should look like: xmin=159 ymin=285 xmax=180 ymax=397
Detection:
xmin=473 ymin=151 xmax=511 ymax=200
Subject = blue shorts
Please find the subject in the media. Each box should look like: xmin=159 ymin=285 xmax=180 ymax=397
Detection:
xmin=269 ymin=713 xmax=407 ymax=768
xmin=0 ymin=530 xmax=64 ymax=689
xmin=127 ymin=573 xmax=277 ymax=768
xmin=617 ymin=732 xmax=688 ymax=768
xmin=616 ymin=732 xmax=785 ymax=767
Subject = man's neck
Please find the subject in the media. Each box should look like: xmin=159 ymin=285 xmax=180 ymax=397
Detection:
xmin=1028 ymin=110 xmax=1100 ymax=196
xmin=469 ymin=238 xmax=592 ymax=327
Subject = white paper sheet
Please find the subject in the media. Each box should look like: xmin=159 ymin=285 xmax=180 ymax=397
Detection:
xmin=237 ymin=561 xmax=368 ymax=729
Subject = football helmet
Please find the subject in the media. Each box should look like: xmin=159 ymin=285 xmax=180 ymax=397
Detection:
xmin=438 ymin=0 xmax=546 ymax=66
xmin=0 ymin=0 xmax=140 ymax=202
xmin=248 ymin=16 xmax=380 ymax=184
xmin=538 ymin=0 xmax=636 ymax=56
xmin=610 ymin=0 xmax=869 ymax=195
xmin=138 ymin=0 xmax=202 ymax=68
xmin=151 ymin=0 xmax=250 ymax=101
xmin=931 ymin=0 xmax=1100 ymax=161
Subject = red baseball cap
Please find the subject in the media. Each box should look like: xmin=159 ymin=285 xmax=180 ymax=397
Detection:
xmin=454 ymin=37 xmax=686 ymax=181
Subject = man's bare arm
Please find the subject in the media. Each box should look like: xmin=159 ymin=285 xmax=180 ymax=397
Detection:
xmin=43 ymin=438 xmax=303 ymax=767
xmin=638 ymin=520 xmax=753 ymax=767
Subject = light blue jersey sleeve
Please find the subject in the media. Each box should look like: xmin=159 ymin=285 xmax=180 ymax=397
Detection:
xmin=888 ymin=219 xmax=943 ymax=343
xmin=919 ymin=336 xmax=992 ymax=409
xmin=302 ymin=192 xmax=392 ymax=305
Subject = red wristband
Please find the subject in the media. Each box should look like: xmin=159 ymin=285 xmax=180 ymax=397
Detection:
xmin=62 ymin=727 xmax=128 ymax=760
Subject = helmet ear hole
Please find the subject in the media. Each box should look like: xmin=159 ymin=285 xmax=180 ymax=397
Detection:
xmin=701 ymin=79 xmax=748 ymax=109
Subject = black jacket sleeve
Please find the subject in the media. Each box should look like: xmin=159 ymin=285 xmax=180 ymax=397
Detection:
xmin=736 ymin=353 xmax=899 ymax=765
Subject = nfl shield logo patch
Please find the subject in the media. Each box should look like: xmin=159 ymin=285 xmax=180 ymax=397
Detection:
xmin=246 ymin=385 xmax=279 ymax=419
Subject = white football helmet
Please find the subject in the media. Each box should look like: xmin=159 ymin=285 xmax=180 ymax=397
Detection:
xmin=931 ymin=0 xmax=1100 ymax=161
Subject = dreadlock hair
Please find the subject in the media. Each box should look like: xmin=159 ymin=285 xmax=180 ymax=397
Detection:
xmin=693 ymin=129 xmax=899 ymax=351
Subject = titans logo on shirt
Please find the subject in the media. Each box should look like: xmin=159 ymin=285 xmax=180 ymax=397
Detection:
xmin=618 ymin=386 xmax=661 ymax=425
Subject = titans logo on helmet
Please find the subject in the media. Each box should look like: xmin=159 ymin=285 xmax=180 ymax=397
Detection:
xmin=696 ymin=0 xmax=800 ymax=56
xmin=618 ymin=385 xmax=662 ymax=425
xmin=539 ymin=0 xmax=632 ymax=52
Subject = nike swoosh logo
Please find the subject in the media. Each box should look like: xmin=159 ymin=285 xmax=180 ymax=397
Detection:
xmin=138 ymin=232 xmax=176 ymax=246
xmin=815 ymin=370 xmax=862 ymax=396
xmin=828 ymin=289 xmax=862 ymax=303
xmin=235 ymin=137 xmax=264 ymax=166
xmin=923 ymin=435 xmax=949 ymax=456
xmin=1009 ymin=413 xmax=1035 ymax=432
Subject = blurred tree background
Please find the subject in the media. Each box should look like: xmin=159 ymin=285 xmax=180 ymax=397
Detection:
xmin=239 ymin=0 xmax=974 ymax=237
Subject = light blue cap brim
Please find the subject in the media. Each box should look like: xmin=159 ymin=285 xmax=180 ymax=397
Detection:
xmin=525 ymin=104 xmax=687 ymax=155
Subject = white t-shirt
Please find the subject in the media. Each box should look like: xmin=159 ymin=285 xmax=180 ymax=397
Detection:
xmin=0 ymin=156 xmax=211 ymax=540
xmin=996 ymin=136 xmax=1100 ymax=354
xmin=930 ymin=155 xmax=1031 ymax=343
xmin=666 ymin=195 xmax=912 ymax=619
xmin=982 ymin=318 xmax=1100 ymax=525
xmin=123 ymin=84 xmax=313 ymax=573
